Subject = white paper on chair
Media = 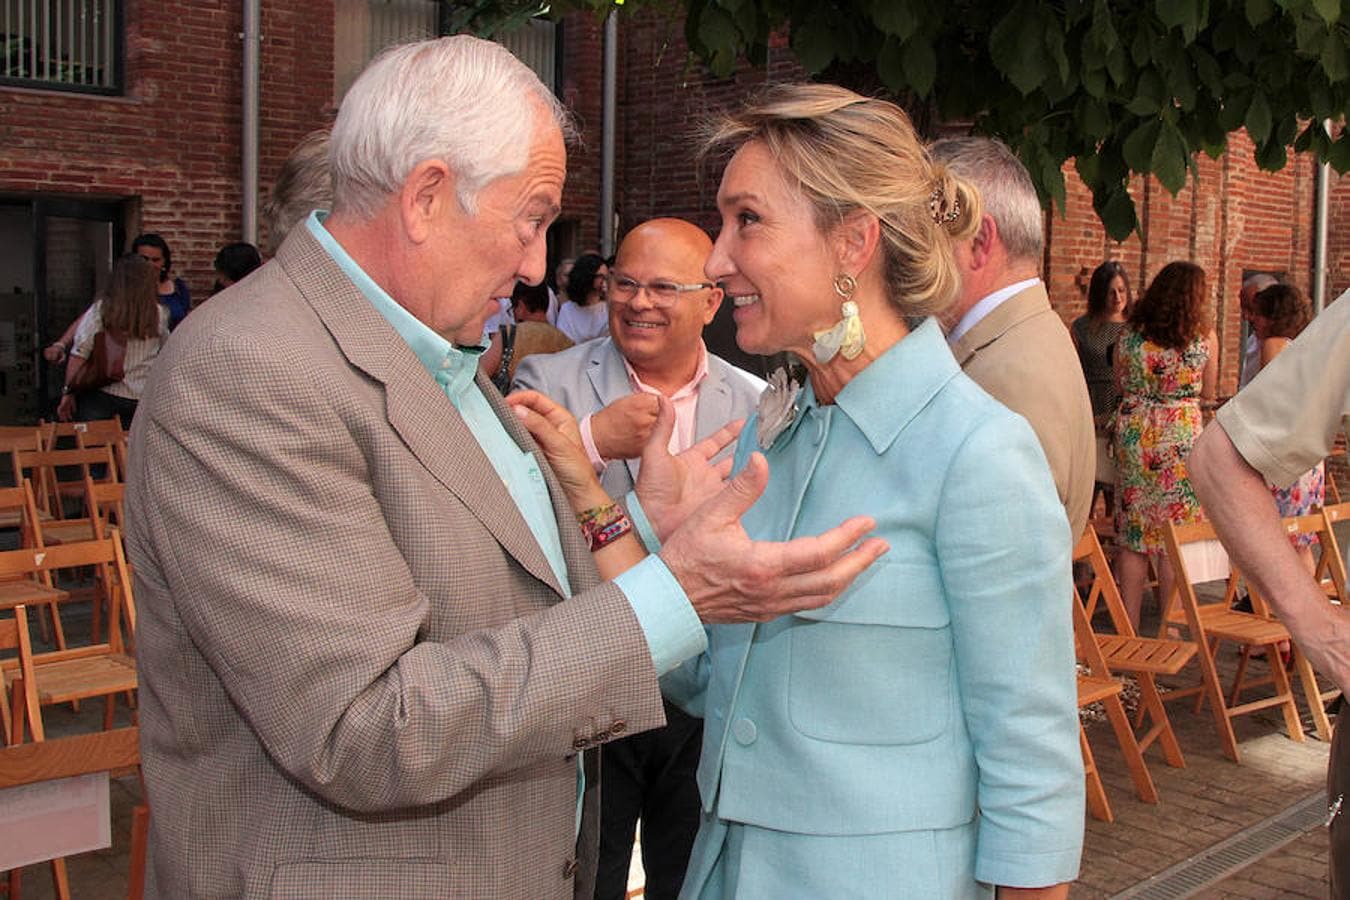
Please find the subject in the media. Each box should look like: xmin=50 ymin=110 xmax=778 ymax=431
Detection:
xmin=0 ymin=773 xmax=111 ymax=869
xmin=1181 ymin=538 xmax=1231 ymax=584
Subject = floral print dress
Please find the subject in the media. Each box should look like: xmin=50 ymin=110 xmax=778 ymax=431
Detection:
xmin=1113 ymin=330 xmax=1208 ymax=554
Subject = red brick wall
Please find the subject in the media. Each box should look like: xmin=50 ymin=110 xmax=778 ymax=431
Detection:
xmin=0 ymin=0 xmax=334 ymax=298
xmin=615 ymin=10 xmax=803 ymax=238
xmin=556 ymin=13 xmax=604 ymax=255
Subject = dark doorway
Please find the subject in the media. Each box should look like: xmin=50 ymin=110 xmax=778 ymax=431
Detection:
xmin=0 ymin=196 xmax=126 ymax=423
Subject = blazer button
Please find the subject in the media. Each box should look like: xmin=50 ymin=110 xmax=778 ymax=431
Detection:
xmin=563 ymin=858 xmax=579 ymax=878
xmin=732 ymin=717 xmax=758 ymax=745
xmin=610 ymin=720 xmax=627 ymax=735
xmin=572 ymin=736 xmax=589 ymax=751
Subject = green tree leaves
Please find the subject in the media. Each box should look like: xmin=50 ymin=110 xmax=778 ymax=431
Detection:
xmin=473 ymin=0 xmax=1350 ymax=239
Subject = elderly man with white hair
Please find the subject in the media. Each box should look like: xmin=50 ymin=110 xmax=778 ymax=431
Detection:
xmin=125 ymin=36 xmax=883 ymax=899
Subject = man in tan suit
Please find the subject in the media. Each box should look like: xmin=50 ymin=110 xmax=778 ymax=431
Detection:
xmin=930 ymin=137 xmax=1095 ymax=540
xmin=124 ymin=37 xmax=883 ymax=899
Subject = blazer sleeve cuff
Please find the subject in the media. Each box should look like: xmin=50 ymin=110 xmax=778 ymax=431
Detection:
xmin=974 ymin=836 xmax=1082 ymax=889
xmin=613 ymin=555 xmax=705 ymax=677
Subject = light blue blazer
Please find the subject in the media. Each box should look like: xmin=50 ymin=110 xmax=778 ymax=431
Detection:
xmin=512 ymin=336 xmax=765 ymax=498
xmin=664 ymin=319 xmax=1085 ymax=890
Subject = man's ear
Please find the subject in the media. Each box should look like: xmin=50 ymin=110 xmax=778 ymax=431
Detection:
xmin=701 ymin=285 xmax=723 ymax=325
xmin=399 ymin=159 xmax=455 ymax=245
xmin=967 ymin=214 xmax=998 ymax=271
xmin=832 ymin=209 xmax=882 ymax=277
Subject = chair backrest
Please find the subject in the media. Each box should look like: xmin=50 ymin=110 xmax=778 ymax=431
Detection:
xmin=1320 ymin=502 xmax=1349 ymax=603
xmin=0 ymin=427 xmax=43 ymax=489
xmin=0 ymin=604 xmax=45 ymax=740
xmin=1072 ymin=527 xmax=1139 ymax=638
xmin=0 ymin=534 xmax=136 ymax=650
xmin=41 ymin=418 xmax=125 ymax=451
xmin=0 ymin=725 xmax=139 ymax=786
xmin=0 ymin=479 xmax=47 ymax=552
xmin=1161 ymin=519 xmax=1259 ymax=633
xmin=13 ymin=445 xmax=118 ymax=519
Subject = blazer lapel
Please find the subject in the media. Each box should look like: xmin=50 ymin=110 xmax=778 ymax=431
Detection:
xmin=585 ymin=340 xmax=643 ymax=487
xmin=278 ymin=227 xmax=567 ymax=597
xmin=693 ymin=361 xmax=734 ymax=442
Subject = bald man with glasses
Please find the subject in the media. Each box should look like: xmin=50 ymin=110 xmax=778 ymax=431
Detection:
xmin=513 ymin=217 xmax=764 ymax=899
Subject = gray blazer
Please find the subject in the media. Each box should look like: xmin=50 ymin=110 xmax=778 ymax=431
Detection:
xmin=512 ymin=336 xmax=765 ymax=499
xmin=124 ymin=224 xmax=666 ymax=899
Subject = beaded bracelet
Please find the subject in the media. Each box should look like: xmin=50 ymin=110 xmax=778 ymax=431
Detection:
xmin=577 ymin=502 xmax=633 ymax=552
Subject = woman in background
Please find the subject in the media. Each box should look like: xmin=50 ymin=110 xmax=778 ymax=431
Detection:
xmin=1113 ymin=261 xmax=1217 ymax=627
xmin=1072 ymin=260 xmax=1132 ymax=513
xmin=1072 ymin=261 xmax=1131 ymax=424
xmin=555 ymin=252 xmax=610 ymax=343
xmin=1249 ymin=283 xmax=1324 ymax=575
xmin=57 ymin=253 xmax=170 ymax=428
xmin=132 ymin=233 xmax=191 ymax=329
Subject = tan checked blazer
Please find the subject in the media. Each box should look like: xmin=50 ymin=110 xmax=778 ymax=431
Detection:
xmin=949 ymin=282 xmax=1096 ymax=540
xmin=124 ymin=224 xmax=667 ymax=898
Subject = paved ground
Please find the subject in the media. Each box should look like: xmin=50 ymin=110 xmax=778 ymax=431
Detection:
xmin=7 ymin=605 xmax=1341 ymax=898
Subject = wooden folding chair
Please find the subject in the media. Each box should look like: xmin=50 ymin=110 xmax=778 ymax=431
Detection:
xmin=1320 ymin=502 xmax=1349 ymax=605
xmin=1072 ymin=590 xmax=1157 ymax=822
xmin=13 ymin=445 xmax=117 ymax=528
xmin=13 ymin=445 xmax=119 ymax=544
xmin=0 ymin=428 xmax=45 ymax=529
xmin=0 ymin=481 xmax=71 ymax=652
xmin=0 ymin=537 xmax=138 ymax=743
xmin=1160 ymin=520 xmax=1305 ymax=763
xmin=0 ymin=727 xmax=145 ymax=900
xmin=41 ymin=417 xmax=127 ymax=481
xmin=1074 ymin=528 xmax=1196 ymax=769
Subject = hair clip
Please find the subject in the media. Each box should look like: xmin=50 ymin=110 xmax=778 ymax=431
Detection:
xmin=929 ymin=186 xmax=961 ymax=225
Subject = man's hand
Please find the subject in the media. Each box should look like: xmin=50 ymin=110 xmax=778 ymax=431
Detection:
xmin=635 ymin=398 xmax=741 ymax=542
xmin=507 ymin=390 xmax=611 ymax=512
xmin=660 ymin=452 xmax=888 ymax=623
xmin=591 ymin=393 xmax=660 ymax=461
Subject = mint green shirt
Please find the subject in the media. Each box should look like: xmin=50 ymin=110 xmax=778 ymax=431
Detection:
xmin=304 ymin=212 xmax=704 ymax=668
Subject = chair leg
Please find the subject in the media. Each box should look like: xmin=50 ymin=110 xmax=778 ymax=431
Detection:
xmin=127 ymin=804 xmax=149 ymax=900
xmin=1289 ymin=646 xmax=1334 ymax=741
xmin=1136 ymin=674 xmax=1186 ymax=768
xmin=49 ymin=858 xmax=69 ymax=900
xmin=1194 ymin=634 xmax=1243 ymax=762
xmin=1103 ymin=694 xmax=1158 ymax=804
xmin=1266 ymin=641 xmax=1306 ymax=743
xmin=1230 ymin=647 xmax=1252 ymax=707
xmin=7 ymin=867 xmax=20 ymax=899
xmin=1196 ymin=637 xmax=1223 ymax=714
xmin=1080 ymin=726 xmax=1113 ymax=823
xmin=47 ymin=602 xmax=66 ymax=652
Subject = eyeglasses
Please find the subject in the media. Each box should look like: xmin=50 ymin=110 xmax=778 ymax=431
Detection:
xmin=605 ymin=273 xmax=714 ymax=308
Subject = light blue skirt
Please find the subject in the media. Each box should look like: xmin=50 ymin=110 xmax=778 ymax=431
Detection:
xmin=679 ymin=811 xmax=991 ymax=899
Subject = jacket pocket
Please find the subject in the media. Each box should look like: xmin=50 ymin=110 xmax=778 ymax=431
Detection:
xmin=788 ymin=562 xmax=952 ymax=745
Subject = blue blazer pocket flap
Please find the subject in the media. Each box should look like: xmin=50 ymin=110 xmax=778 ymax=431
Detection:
xmin=793 ymin=561 xmax=950 ymax=628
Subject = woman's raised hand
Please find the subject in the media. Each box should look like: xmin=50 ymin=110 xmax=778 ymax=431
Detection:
xmin=635 ymin=397 xmax=742 ymax=542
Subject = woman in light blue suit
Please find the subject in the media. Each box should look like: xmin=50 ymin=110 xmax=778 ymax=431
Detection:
xmin=660 ymin=84 xmax=1084 ymax=898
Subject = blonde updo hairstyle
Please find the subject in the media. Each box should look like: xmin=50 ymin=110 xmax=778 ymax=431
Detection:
xmin=702 ymin=83 xmax=980 ymax=318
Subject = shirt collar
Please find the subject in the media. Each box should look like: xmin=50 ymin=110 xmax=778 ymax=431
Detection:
xmin=305 ymin=211 xmax=482 ymax=398
xmin=623 ymin=345 xmax=710 ymax=400
xmin=947 ymin=277 xmax=1042 ymax=345
xmin=831 ymin=317 xmax=961 ymax=454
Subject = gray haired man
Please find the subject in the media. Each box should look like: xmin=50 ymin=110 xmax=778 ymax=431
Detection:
xmin=125 ymin=36 xmax=882 ymax=898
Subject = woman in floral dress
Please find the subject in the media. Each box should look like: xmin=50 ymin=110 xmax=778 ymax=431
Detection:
xmin=1113 ymin=261 xmax=1217 ymax=628
xmin=1250 ymin=283 xmax=1324 ymax=573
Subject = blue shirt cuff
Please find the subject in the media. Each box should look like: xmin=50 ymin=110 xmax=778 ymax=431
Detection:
xmin=613 ymin=555 xmax=705 ymax=676
xmin=624 ymin=489 xmax=661 ymax=553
